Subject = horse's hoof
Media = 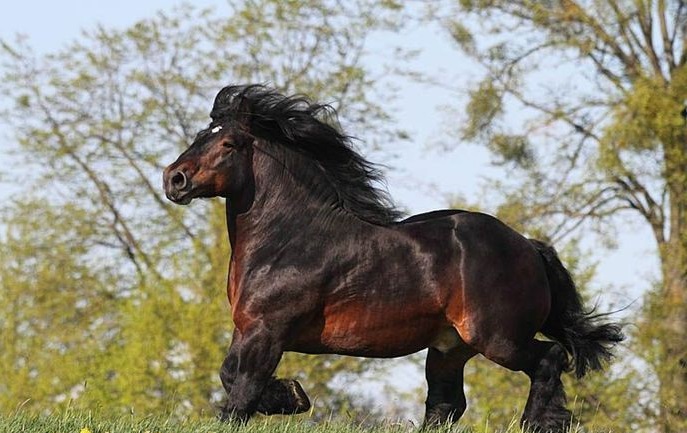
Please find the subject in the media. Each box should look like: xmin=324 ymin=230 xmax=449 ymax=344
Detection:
xmin=257 ymin=378 xmax=311 ymax=415
xmin=218 ymin=407 xmax=251 ymax=424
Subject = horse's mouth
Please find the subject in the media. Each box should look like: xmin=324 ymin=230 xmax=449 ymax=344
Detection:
xmin=166 ymin=190 xmax=194 ymax=205
xmin=174 ymin=195 xmax=193 ymax=205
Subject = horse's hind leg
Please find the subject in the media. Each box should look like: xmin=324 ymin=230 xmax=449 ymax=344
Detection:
xmin=520 ymin=341 xmax=571 ymax=432
xmin=481 ymin=339 xmax=571 ymax=433
xmin=423 ymin=347 xmax=476 ymax=428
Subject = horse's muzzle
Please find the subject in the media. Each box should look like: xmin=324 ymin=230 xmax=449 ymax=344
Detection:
xmin=163 ymin=166 xmax=193 ymax=204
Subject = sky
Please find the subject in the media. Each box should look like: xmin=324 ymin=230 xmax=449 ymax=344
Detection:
xmin=0 ymin=0 xmax=660 ymax=415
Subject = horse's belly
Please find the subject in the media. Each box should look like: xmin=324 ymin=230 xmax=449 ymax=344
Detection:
xmin=288 ymin=300 xmax=444 ymax=358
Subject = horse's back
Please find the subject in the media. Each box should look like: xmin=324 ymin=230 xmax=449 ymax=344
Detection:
xmin=399 ymin=209 xmax=469 ymax=224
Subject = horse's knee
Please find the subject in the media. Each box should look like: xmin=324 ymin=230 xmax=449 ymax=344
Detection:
xmin=220 ymin=332 xmax=242 ymax=391
xmin=219 ymin=355 xmax=237 ymax=391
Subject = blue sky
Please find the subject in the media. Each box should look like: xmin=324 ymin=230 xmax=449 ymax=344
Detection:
xmin=1 ymin=0 xmax=656 ymax=334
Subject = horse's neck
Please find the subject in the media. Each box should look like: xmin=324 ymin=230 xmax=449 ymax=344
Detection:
xmin=226 ymin=144 xmax=358 ymax=251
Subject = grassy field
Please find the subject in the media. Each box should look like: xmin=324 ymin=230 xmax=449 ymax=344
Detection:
xmin=0 ymin=410 xmax=590 ymax=433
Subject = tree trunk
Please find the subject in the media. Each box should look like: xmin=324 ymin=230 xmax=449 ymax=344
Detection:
xmin=658 ymin=248 xmax=687 ymax=433
xmin=657 ymin=136 xmax=687 ymax=433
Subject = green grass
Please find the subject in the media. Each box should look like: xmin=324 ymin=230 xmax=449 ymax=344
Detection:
xmin=0 ymin=412 xmax=409 ymax=433
xmin=0 ymin=411 xmax=589 ymax=433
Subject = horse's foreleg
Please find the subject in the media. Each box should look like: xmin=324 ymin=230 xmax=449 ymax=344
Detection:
xmin=257 ymin=378 xmax=311 ymax=415
xmin=219 ymin=324 xmax=284 ymax=422
xmin=422 ymin=347 xmax=475 ymax=428
xmin=219 ymin=330 xmax=311 ymax=419
xmin=219 ymin=330 xmax=241 ymax=397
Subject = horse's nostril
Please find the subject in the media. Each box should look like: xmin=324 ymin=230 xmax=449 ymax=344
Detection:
xmin=171 ymin=171 xmax=187 ymax=190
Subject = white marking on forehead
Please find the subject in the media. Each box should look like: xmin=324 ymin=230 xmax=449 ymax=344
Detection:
xmin=211 ymin=125 xmax=223 ymax=134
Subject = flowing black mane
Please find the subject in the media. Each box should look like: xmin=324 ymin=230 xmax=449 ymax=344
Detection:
xmin=210 ymin=84 xmax=402 ymax=225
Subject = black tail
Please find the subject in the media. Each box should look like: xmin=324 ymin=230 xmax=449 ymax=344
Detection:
xmin=530 ymin=239 xmax=625 ymax=378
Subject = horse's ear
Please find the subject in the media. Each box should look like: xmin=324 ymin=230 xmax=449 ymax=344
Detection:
xmin=233 ymin=95 xmax=252 ymax=133
xmin=210 ymin=85 xmax=253 ymax=132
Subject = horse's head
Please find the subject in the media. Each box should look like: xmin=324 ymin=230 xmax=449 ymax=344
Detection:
xmin=163 ymin=84 xmax=400 ymax=224
xmin=163 ymin=94 xmax=254 ymax=205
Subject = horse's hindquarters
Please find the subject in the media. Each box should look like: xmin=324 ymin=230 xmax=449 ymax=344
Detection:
xmin=445 ymin=212 xmax=551 ymax=362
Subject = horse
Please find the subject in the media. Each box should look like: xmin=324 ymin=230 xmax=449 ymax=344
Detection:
xmin=162 ymin=84 xmax=623 ymax=432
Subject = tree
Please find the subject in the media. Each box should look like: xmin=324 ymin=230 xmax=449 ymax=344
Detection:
xmin=0 ymin=200 xmax=118 ymax=411
xmin=437 ymin=1 xmax=687 ymax=431
xmin=0 ymin=0 xmax=407 ymax=416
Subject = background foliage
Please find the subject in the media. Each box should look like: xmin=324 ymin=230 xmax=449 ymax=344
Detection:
xmin=1 ymin=1 xmax=685 ymax=432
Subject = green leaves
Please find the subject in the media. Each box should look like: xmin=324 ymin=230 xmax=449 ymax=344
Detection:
xmin=448 ymin=21 xmax=475 ymax=54
xmin=462 ymin=78 xmax=503 ymax=141
xmin=603 ymin=73 xmax=686 ymax=153
xmin=488 ymin=133 xmax=533 ymax=168
xmin=461 ymin=78 xmax=534 ymax=168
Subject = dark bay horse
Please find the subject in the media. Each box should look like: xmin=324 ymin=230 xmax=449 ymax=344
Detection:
xmin=162 ymin=84 xmax=623 ymax=432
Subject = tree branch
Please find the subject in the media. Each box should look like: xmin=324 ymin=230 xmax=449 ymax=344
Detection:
xmin=587 ymin=50 xmax=628 ymax=92
xmin=677 ymin=1 xmax=687 ymax=66
xmin=658 ymin=0 xmax=677 ymax=70
xmin=563 ymin=0 xmax=642 ymax=80
xmin=634 ymin=0 xmax=668 ymax=81
xmin=612 ymin=172 xmax=666 ymax=243
xmin=607 ymin=1 xmax=647 ymax=73
xmin=33 ymin=93 xmax=162 ymax=283
xmin=88 ymin=132 xmax=198 ymax=241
